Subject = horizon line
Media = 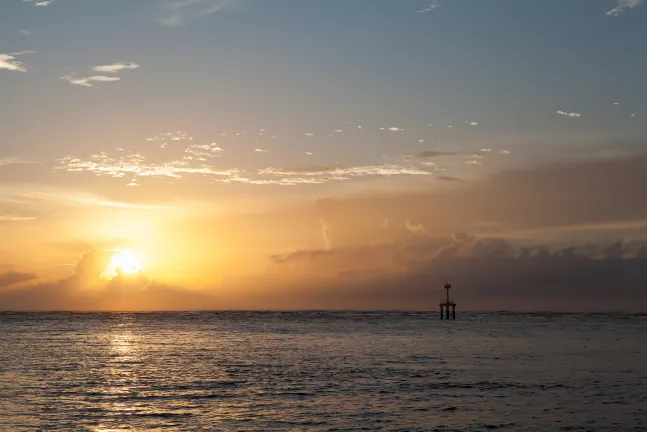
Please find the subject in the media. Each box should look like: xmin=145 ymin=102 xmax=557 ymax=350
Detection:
xmin=1 ymin=309 xmax=644 ymax=314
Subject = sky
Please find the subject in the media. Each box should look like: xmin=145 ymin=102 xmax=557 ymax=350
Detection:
xmin=1 ymin=0 xmax=647 ymax=311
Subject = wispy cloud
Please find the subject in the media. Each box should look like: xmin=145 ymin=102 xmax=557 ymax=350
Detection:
xmin=0 ymin=55 xmax=27 ymax=72
xmin=34 ymin=0 xmax=54 ymax=6
xmin=415 ymin=1 xmax=439 ymax=14
xmin=62 ymin=61 xmax=140 ymax=88
xmin=0 ymin=156 xmax=39 ymax=167
xmin=262 ymin=165 xmax=339 ymax=175
xmin=183 ymin=143 xmax=223 ymax=160
xmin=56 ymin=154 xmax=238 ymax=184
xmin=156 ymin=0 xmax=241 ymax=26
xmin=146 ymin=131 xmax=193 ymax=147
xmin=0 ymin=215 xmax=38 ymax=221
xmin=92 ymin=62 xmax=140 ymax=73
xmin=18 ymin=30 xmax=32 ymax=36
xmin=606 ymin=0 xmax=641 ymax=16
xmin=55 ymin=134 xmax=232 ymax=185
xmin=2 ymin=184 xmax=171 ymax=210
xmin=436 ymin=175 xmax=464 ymax=182
xmin=57 ymin=150 xmax=434 ymax=186
xmin=405 ymin=150 xmax=456 ymax=159
xmin=254 ymin=164 xmax=432 ymax=185
xmin=0 ymin=51 xmax=34 ymax=72
xmin=61 ymin=75 xmax=122 ymax=88
xmin=556 ymin=110 xmax=582 ymax=118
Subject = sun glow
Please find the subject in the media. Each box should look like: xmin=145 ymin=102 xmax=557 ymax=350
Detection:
xmin=102 ymin=248 xmax=143 ymax=279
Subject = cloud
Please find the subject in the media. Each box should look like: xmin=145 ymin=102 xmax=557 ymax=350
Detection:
xmin=0 ymin=183 xmax=174 ymax=213
xmin=57 ymin=138 xmax=435 ymax=186
xmin=58 ymin=142 xmax=238 ymax=184
xmin=606 ymin=0 xmax=641 ymax=16
xmin=263 ymin=165 xmax=339 ymax=174
xmin=258 ymin=164 xmax=432 ymax=183
xmin=436 ymin=175 xmax=465 ymax=182
xmin=184 ymin=143 xmax=224 ymax=160
xmin=0 ymin=249 xmax=160 ymax=310
xmin=61 ymin=75 xmax=122 ymax=88
xmin=0 ymin=156 xmax=39 ymax=167
xmin=34 ymin=0 xmax=54 ymax=6
xmin=92 ymin=62 xmax=140 ymax=73
xmin=415 ymin=1 xmax=439 ymax=13
xmin=0 ymin=271 xmax=36 ymax=288
xmin=57 ymin=153 xmax=238 ymax=182
xmin=4 ymin=236 xmax=647 ymax=310
xmin=238 ymin=164 xmax=432 ymax=186
xmin=0 ymin=184 xmax=171 ymax=211
xmin=0 ymin=51 xmax=34 ymax=72
xmin=147 ymin=131 xmax=193 ymax=147
xmin=156 ymin=0 xmax=241 ymax=26
xmin=267 ymin=232 xmax=647 ymax=310
xmin=556 ymin=110 xmax=582 ymax=118
xmin=18 ymin=30 xmax=32 ymax=36
xmin=315 ymin=153 xmax=647 ymax=246
xmin=270 ymin=233 xmax=514 ymax=269
xmin=0 ymin=215 xmax=38 ymax=221
xmin=387 ymin=127 xmax=403 ymax=132
xmin=319 ymin=218 xmax=331 ymax=250
xmin=405 ymin=150 xmax=456 ymax=159
xmin=63 ymin=61 xmax=139 ymax=88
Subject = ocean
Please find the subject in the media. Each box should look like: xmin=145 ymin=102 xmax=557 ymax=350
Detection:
xmin=0 ymin=312 xmax=645 ymax=431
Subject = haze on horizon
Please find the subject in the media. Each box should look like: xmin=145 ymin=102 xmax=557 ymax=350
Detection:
xmin=1 ymin=0 xmax=647 ymax=311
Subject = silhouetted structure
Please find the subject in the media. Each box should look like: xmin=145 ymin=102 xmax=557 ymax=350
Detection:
xmin=439 ymin=281 xmax=456 ymax=320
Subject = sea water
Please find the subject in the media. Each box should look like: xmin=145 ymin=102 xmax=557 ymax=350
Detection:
xmin=1 ymin=312 xmax=645 ymax=431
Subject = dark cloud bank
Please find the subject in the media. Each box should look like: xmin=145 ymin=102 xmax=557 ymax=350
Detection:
xmin=269 ymin=233 xmax=647 ymax=311
xmin=2 ymin=236 xmax=646 ymax=311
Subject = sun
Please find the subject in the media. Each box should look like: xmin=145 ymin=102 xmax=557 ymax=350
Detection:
xmin=102 ymin=248 xmax=143 ymax=279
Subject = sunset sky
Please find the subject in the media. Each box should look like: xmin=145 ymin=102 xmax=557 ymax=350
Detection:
xmin=1 ymin=0 xmax=646 ymax=311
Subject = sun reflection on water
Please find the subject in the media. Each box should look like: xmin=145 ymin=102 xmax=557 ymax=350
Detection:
xmin=110 ymin=330 xmax=136 ymax=355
